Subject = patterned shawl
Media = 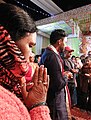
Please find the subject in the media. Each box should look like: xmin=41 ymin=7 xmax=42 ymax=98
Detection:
xmin=0 ymin=25 xmax=29 ymax=100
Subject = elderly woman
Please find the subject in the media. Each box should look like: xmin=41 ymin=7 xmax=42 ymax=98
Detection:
xmin=0 ymin=2 xmax=51 ymax=120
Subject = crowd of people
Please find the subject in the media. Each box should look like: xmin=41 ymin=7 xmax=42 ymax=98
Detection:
xmin=63 ymin=48 xmax=91 ymax=112
xmin=77 ymin=51 xmax=91 ymax=111
xmin=0 ymin=1 xmax=91 ymax=120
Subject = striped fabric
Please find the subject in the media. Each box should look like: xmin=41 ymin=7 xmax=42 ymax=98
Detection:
xmin=0 ymin=25 xmax=29 ymax=100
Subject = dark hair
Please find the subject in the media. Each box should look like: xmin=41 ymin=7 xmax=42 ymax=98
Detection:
xmin=0 ymin=0 xmax=5 ymax=3
xmin=50 ymin=29 xmax=66 ymax=44
xmin=88 ymin=51 xmax=91 ymax=55
xmin=71 ymin=55 xmax=76 ymax=59
xmin=34 ymin=54 xmax=41 ymax=63
xmin=0 ymin=3 xmax=37 ymax=41
xmin=85 ymin=56 xmax=91 ymax=61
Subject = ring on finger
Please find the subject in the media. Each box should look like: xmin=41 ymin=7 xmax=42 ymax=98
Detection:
xmin=43 ymin=82 xmax=47 ymax=85
xmin=26 ymin=82 xmax=34 ymax=86
xmin=38 ymin=80 xmax=42 ymax=83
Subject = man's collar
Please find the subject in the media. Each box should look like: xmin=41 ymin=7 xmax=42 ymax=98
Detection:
xmin=48 ymin=45 xmax=59 ymax=55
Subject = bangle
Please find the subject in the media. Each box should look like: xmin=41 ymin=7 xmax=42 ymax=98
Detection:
xmin=29 ymin=102 xmax=47 ymax=110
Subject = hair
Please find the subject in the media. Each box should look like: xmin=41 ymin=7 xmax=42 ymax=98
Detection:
xmin=0 ymin=0 xmax=5 ymax=3
xmin=88 ymin=51 xmax=91 ymax=55
xmin=71 ymin=55 xmax=76 ymax=60
xmin=85 ymin=56 xmax=91 ymax=61
xmin=50 ymin=29 xmax=66 ymax=44
xmin=0 ymin=3 xmax=37 ymax=41
xmin=34 ymin=54 xmax=41 ymax=63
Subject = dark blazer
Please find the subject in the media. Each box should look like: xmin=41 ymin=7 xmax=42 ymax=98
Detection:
xmin=40 ymin=48 xmax=68 ymax=120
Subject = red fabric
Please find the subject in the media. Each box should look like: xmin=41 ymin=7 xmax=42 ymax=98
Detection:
xmin=0 ymin=85 xmax=30 ymax=120
xmin=0 ymin=25 xmax=29 ymax=100
xmin=65 ymin=85 xmax=71 ymax=108
xmin=30 ymin=106 xmax=51 ymax=120
xmin=25 ymin=66 xmax=32 ymax=83
xmin=65 ymin=46 xmax=74 ymax=52
xmin=0 ymin=85 xmax=51 ymax=120
xmin=71 ymin=107 xmax=91 ymax=119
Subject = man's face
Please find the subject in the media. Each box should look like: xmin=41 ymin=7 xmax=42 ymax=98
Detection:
xmin=59 ymin=37 xmax=66 ymax=52
xmin=64 ymin=51 xmax=72 ymax=58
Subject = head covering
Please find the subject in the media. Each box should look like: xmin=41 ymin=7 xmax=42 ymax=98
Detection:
xmin=65 ymin=46 xmax=74 ymax=52
xmin=0 ymin=3 xmax=36 ymax=101
xmin=0 ymin=25 xmax=29 ymax=101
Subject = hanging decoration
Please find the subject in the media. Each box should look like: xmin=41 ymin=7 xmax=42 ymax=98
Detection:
xmin=13 ymin=0 xmax=50 ymax=17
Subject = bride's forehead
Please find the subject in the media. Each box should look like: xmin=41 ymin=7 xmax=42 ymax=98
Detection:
xmin=22 ymin=32 xmax=36 ymax=42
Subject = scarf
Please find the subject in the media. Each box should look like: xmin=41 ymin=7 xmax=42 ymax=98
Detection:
xmin=0 ymin=25 xmax=29 ymax=100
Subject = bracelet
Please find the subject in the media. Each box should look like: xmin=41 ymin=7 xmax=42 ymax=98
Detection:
xmin=29 ymin=102 xmax=47 ymax=110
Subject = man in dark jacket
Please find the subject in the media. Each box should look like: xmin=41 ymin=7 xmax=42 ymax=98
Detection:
xmin=40 ymin=29 xmax=68 ymax=120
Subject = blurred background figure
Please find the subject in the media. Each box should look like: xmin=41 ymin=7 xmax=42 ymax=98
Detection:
xmin=34 ymin=54 xmax=41 ymax=65
xmin=79 ymin=56 xmax=91 ymax=111
xmin=80 ymin=54 xmax=86 ymax=64
xmin=71 ymin=55 xmax=76 ymax=64
xmin=87 ymin=51 xmax=91 ymax=59
xmin=64 ymin=46 xmax=78 ymax=108
xmin=75 ymin=57 xmax=83 ymax=70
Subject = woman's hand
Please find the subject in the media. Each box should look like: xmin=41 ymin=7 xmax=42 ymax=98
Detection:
xmin=21 ymin=65 xmax=49 ymax=109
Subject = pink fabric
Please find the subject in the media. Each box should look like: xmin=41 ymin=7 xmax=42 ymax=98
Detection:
xmin=0 ymin=85 xmax=31 ymax=120
xmin=0 ymin=85 xmax=51 ymax=120
xmin=30 ymin=106 xmax=51 ymax=120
